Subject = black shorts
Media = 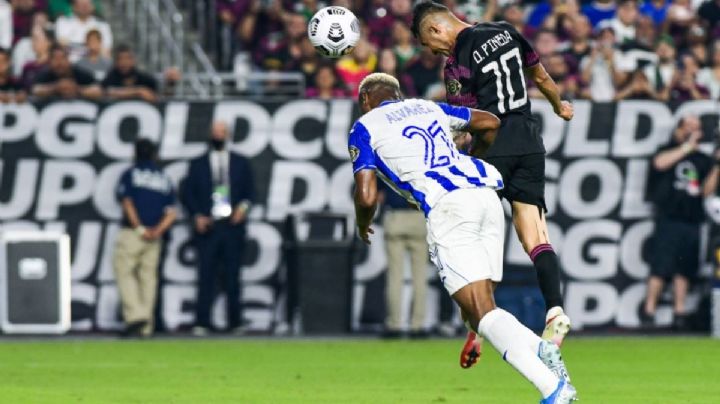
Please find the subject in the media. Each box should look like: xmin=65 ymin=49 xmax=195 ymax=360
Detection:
xmin=485 ymin=153 xmax=546 ymax=211
xmin=650 ymin=219 xmax=701 ymax=280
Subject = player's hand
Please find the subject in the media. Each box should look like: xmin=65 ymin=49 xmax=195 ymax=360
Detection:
xmin=556 ymin=100 xmax=574 ymax=121
xmin=357 ymin=225 xmax=374 ymax=245
xmin=231 ymin=208 xmax=247 ymax=225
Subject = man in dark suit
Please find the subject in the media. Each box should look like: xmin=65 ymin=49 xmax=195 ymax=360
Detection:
xmin=182 ymin=121 xmax=255 ymax=335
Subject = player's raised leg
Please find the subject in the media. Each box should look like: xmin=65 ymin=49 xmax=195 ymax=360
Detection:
xmin=512 ymin=200 xmax=571 ymax=346
xmin=453 ymin=280 xmax=575 ymax=402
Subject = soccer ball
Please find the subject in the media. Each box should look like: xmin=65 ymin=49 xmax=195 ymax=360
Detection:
xmin=308 ymin=6 xmax=361 ymax=58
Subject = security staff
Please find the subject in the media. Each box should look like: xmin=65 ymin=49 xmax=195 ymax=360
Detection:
xmin=113 ymin=138 xmax=176 ymax=337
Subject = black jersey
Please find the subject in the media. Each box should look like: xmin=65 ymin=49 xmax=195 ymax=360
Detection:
xmin=445 ymin=21 xmax=545 ymax=156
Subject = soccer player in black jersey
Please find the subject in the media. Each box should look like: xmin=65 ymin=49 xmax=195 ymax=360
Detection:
xmin=412 ymin=1 xmax=574 ymax=370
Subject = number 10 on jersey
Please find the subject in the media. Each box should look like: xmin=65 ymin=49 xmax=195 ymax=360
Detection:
xmin=481 ymin=48 xmax=528 ymax=114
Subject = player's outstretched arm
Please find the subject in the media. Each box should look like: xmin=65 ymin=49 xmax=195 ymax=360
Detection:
xmin=466 ymin=109 xmax=500 ymax=158
xmin=353 ymin=169 xmax=378 ymax=244
xmin=526 ymin=63 xmax=574 ymax=121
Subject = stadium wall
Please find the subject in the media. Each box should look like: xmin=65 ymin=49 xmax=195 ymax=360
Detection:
xmin=0 ymin=99 xmax=718 ymax=333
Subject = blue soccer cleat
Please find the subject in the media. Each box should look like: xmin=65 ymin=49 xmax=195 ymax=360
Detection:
xmin=540 ymin=380 xmax=577 ymax=404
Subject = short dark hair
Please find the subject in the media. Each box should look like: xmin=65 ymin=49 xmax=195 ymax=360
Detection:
xmin=135 ymin=138 xmax=157 ymax=162
xmin=411 ymin=1 xmax=450 ymax=38
xmin=113 ymin=44 xmax=133 ymax=58
xmin=49 ymin=43 xmax=68 ymax=56
xmin=0 ymin=47 xmax=9 ymax=59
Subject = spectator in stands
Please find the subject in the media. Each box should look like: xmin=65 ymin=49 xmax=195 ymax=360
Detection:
xmin=0 ymin=0 xmax=11 ymax=50
xmin=0 ymin=47 xmax=26 ymax=102
xmin=10 ymin=11 xmax=49 ymax=77
xmin=698 ymin=0 xmax=720 ymax=38
xmin=541 ymin=52 xmax=579 ymax=99
xmin=563 ymin=15 xmax=593 ymax=75
xmin=642 ymin=34 xmax=677 ymax=100
xmin=527 ymin=0 xmax=563 ymax=29
xmin=670 ymin=54 xmax=711 ymax=101
xmin=534 ymin=29 xmax=560 ymax=60
xmin=582 ymin=0 xmax=617 ymax=27
xmin=379 ymin=181 xmax=429 ymax=339
xmin=283 ymin=12 xmax=309 ymax=70
xmin=102 ymin=45 xmax=158 ymax=103
xmin=365 ymin=0 xmax=413 ymax=49
xmin=16 ymin=23 xmax=50 ymax=90
xmin=287 ymin=36 xmax=321 ymax=85
xmin=642 ymin=115 xmax=719 ymax=330
xmin=31 ymin=44 xmax=101 ymax=99
xmin=12 ymin=0 xmax=46 ymax=46
xmin=75 ymin=29 xmax=110 ymax=81
xmin=295 ymin=0 xmax=319 ymax=21
xmin=686 ymin=21 xmax=710 ymax=67
xmin=55 ymin=0 xmax=112 ymax=62
xmin=336 ymin=38 xmax=376 ymax=97
xmin=305 ymin=63 xmax=349 ymax=99
xmin=502 ymin=3 xmax=536 ymax=39
xmin=666 ymin=0 xmax=695 ymax=49
xmin=404 ymin=47 xmax=444 ymax=100
xmin=640 ymin=0 xmax=670 ymax=26
xmin=540 ymin=0 xmax=582 ymax=41
xmin=697 ymin=39 xmax=720 ymax=99
xmin=377 ymin=48 xmax=414 ymax=96
xmin=618 ymin=15 xmax=658 ymax=72
xmin=609 ymin=0 xmax=638 ymax=44
xmin=113 ymin=138 xmax=176 ymax=338
xmin=391 ymin=21 xmax=418 ymax=70
xmin=182 ymin=121 xmax=255 ymax=336
xmin=580 ymin=26 xmax=625 ymax=101
xmin=240 ymin=0 xmax=287 ymax=68
xmin=49 ymin=0 xmax=102 ymax=19
xmin=615 ymin=69 xmax=657 ymax=99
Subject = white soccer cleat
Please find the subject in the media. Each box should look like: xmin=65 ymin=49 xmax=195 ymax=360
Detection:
xmin=542 ymin=307 xmax=571 ymax=347
xmin=540 ymin=380 xmax=578 ymax=404
xmin=538 ymin=340 xmax=571 ymax=383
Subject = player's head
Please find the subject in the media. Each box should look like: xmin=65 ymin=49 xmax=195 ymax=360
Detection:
xmin=357 ymin=73 xmax=402 ymax=114
xmin=411 ymin=1 xmax=462 ymax=57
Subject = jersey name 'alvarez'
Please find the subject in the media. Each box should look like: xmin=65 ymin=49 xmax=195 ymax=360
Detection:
xmin=384 ymin=102 xmax=435 ymax=124
xmin=472 ymin=30 xmax=513 ymax=64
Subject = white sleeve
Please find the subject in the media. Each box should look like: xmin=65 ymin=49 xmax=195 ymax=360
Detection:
xmin=100 ymin=22 xmax=113 ymax=50
xmin=54 ymin=17 xmax=71 ymax=43
xmin=0 ymin=3 xmax=11 ymax=49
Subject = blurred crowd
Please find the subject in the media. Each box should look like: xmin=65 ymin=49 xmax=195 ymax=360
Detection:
xmin=221 ymin=0 xmax=720 ymax=102
xmin=0 ymin=0 xmax=179 ymax=103
xmin=3 ymin=0 xmax=720 ymax=103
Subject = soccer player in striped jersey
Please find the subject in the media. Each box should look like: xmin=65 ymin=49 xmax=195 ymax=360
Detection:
xmin=349 ymin=73 xmax=576 ymax=404
xmin=411 ymin=1 xmax=574 ymax=367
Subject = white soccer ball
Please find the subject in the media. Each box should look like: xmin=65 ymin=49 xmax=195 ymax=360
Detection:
xmin=307 ymin=6 xmax=361 ymax=59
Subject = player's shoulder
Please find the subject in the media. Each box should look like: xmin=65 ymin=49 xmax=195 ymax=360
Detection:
xmin=465 ymin=21 xmax=518 ymax=37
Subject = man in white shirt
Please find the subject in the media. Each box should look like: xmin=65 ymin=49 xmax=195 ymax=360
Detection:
xmin=609 ymin=0 xmax=639 ymax=44
xmin=55 ymin=0 xmax=112 ymax=62
xmin=0 ymin=0 xmax=12 ymax=50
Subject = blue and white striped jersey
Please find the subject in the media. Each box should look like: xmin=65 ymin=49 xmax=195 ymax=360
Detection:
xmin=348 ymin=98 xmax=504 ymax=216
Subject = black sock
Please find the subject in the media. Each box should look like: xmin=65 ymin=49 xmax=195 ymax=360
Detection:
xmin=529 ymin=244 xmax=564 ymax=311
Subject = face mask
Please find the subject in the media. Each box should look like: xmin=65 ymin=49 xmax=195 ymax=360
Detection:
xmin=210 ymin=139 xmax=225 ymax=151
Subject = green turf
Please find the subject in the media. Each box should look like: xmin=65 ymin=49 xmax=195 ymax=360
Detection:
xmin=0 ymin=337 xmax=718 ymax=403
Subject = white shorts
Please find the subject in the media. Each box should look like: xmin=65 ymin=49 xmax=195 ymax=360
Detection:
xmin=426 ymin=187 xmax=505 ymax=295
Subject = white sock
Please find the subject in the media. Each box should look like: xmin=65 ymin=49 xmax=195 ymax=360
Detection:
xmin=479 ymin=308 xmax=559 ymax=398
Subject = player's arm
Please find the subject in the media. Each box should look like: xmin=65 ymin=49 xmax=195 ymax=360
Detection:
xmin=354 ymin=169 xmax=378 ymax=245
xmin=348 ymin=122 xmax=377 ymax=244
xmin=526 ymin=63 xmax=573 ymax=121
xmin=438 ymin=103 xmax=500 ymax=157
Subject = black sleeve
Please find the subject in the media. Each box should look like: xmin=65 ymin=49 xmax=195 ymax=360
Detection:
xmin=101 ymin=71 xmax=120 ymax=88
xmin=139 ymin=72 xmax=158 ymax=91
xmin=74 ymin=68 xmax=97 ymax=86
xmin=498 ymin=21 xmax=539 ymax=67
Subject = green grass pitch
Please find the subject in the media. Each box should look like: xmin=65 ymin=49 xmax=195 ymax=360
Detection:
xmin=0 ymin=337 xmax=718 ymax=403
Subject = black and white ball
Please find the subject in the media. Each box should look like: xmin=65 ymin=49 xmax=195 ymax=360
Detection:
xmin=307 ymin=6 xmax=361 ymax=58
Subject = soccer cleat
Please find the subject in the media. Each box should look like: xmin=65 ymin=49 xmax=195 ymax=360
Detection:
xmin=542 ymin=307 xmax=571 ymax=347
xmin=540 ymin=380 xmax=578 ymax=404
xmin=538 ymin=341 xmax=571 ymax=382
xmin=459 ymin=331 xmax=482 ymax=369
